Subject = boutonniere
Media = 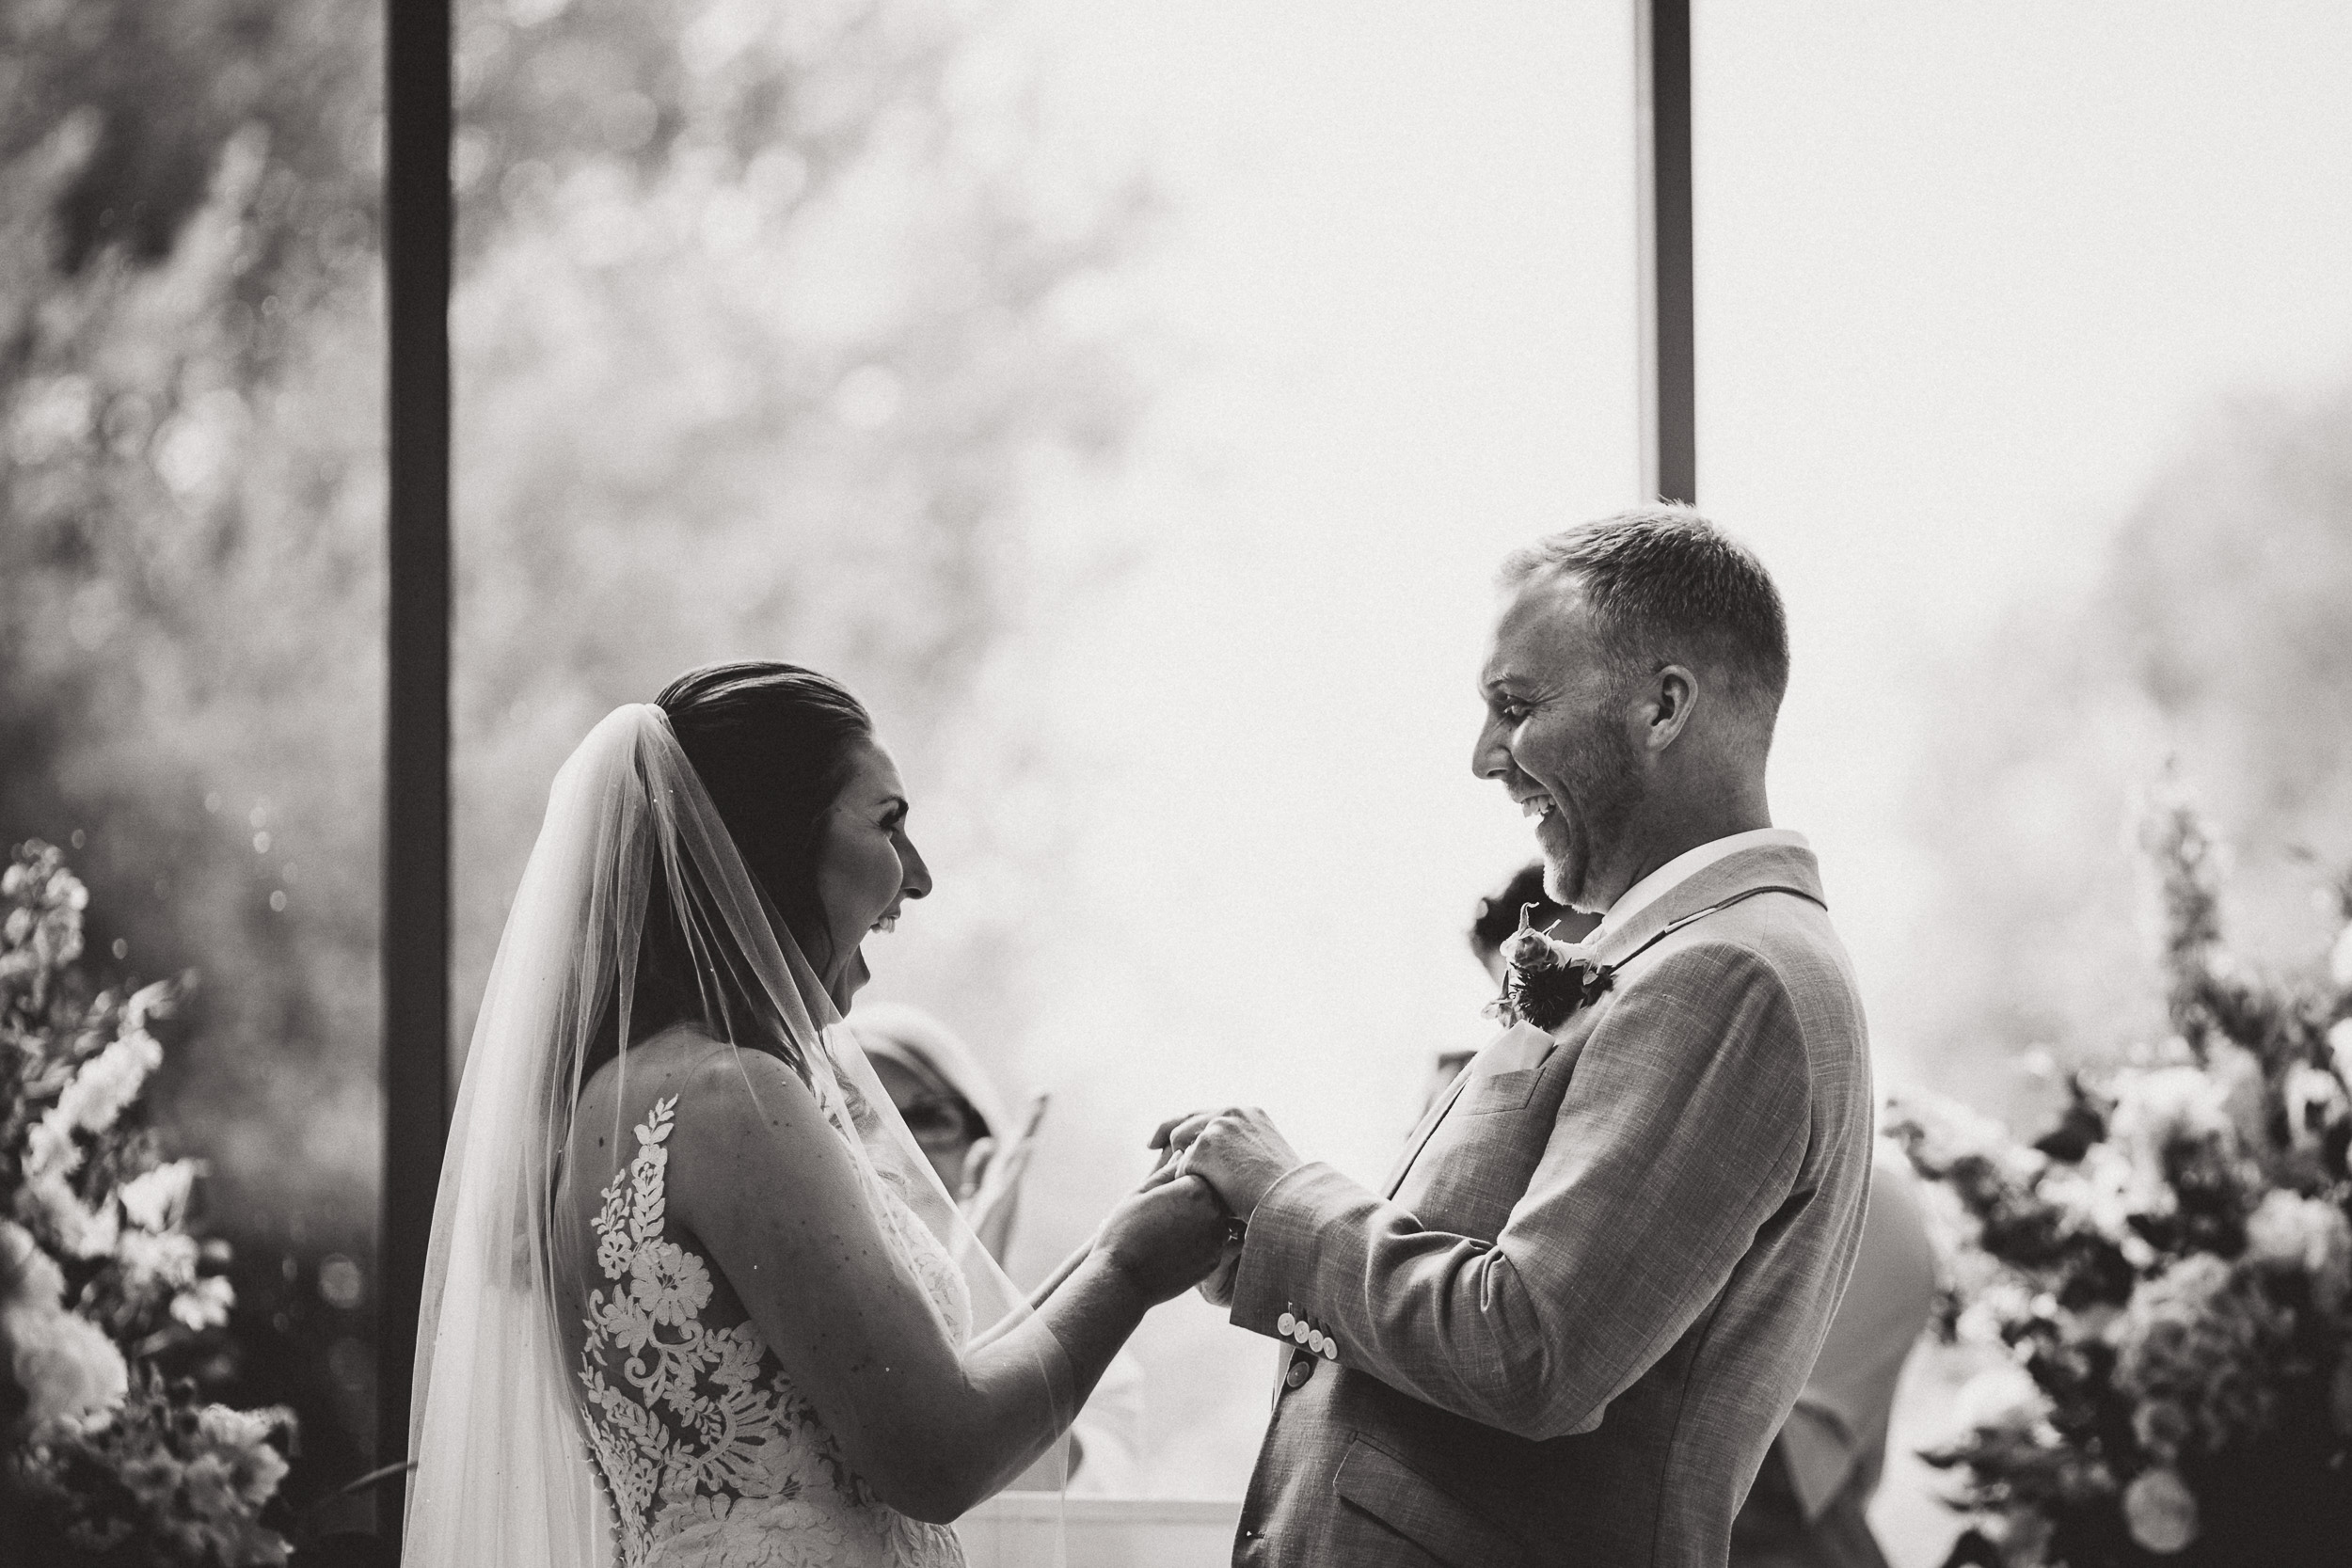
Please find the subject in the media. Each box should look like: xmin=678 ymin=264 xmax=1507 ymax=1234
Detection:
xmin=1485 ymin=905 xmax=1614 ymax=1032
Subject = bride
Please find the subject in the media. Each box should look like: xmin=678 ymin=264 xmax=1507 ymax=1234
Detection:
xmin=402 ymin=662 xmax=1230 ymax=1567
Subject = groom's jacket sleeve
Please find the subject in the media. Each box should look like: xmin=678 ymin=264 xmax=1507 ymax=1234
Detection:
xmin=1228 ymin=942 xmax=1811 ymax=1443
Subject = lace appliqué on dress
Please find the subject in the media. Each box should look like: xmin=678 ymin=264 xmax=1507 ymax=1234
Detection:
xmin=577 ymin=1094 xmax=966 ymax=1568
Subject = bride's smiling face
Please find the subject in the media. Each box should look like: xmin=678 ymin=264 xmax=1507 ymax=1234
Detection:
xmin=812 ymin=739 xmax=931 ymax=1009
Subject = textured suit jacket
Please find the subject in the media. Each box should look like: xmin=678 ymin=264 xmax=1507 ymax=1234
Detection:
xmin=1226 ymin=843 xmax=1874 ymax=1568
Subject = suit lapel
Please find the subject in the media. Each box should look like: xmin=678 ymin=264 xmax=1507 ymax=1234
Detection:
xmin=1383 ymin=1065 xmax=1472 ymax=1198
xmin=1375 ymin=844 xmax=1830 ymax=1203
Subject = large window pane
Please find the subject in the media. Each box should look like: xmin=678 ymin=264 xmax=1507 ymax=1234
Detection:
xmin=451 ymin=0 xmax=1635 ymax=1495
xmin=0 ymin=0 xmax=387 ymax=1520
xmin=1694 ymin=7 xmax=2352 ymax=1559
xmin=1695 ymin=0 xmax=2352 ymax=1075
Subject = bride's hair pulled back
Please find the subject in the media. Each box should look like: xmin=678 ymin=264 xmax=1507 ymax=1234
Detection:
xmin=580 ymin=661 xmax=874 ymax=1086
xmin=657 ymin=659 xmax=875 ymax=961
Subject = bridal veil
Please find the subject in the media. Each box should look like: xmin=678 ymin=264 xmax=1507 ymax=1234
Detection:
xmin=401 ymin=704 xmax=1065 ymax=1565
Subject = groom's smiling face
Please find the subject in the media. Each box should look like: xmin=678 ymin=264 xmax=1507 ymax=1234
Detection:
xmin=1473 ymin=573 xmax=1645 ymax=914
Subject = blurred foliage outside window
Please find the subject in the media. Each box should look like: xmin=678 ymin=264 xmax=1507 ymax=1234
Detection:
xmin=1905 ymin=383 xmax=2352 ymax=1129
xmin=2 ymin=0 xmax=1144 ymax=1509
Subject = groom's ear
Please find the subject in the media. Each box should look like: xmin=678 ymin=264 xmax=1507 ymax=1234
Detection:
xmin=1639 ymin=665 xmax=1700 ymax=753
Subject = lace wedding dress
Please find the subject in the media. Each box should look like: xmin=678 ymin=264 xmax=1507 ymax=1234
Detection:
xmin=405 ymin=706 xmax=1064 ymax=1568
xmin=576 ymin=1084 xmax=970 ymax=1568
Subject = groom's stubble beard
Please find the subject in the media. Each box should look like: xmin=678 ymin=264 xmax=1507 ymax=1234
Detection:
xmin=1534 ymin=716 xmax=1645 ymax=915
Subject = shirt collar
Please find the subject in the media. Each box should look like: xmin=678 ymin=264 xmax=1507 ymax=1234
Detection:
xmin=1594 ymin=828 xmax=1811 ymax=940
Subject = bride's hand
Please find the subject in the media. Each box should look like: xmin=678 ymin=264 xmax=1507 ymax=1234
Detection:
xmin=1094 ymin=1175 xmax=1232 ymax=1306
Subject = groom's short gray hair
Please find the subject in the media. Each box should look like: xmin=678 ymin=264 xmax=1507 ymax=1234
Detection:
xmin=1501 ymin=506 xmax=1790 ymax=717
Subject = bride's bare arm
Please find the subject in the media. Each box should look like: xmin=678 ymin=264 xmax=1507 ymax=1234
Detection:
xmin=666 ymin=1045 xmax=1225 ymax=1523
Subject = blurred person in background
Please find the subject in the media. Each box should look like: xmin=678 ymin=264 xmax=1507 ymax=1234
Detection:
xmin=1727 ymin=1136 xmax=1934 ymax=1568
xmin=851 ymin=1003 xmax=1033 ymax=1259
xmin=850 ymin=1003 xmax=1149 ymax=1496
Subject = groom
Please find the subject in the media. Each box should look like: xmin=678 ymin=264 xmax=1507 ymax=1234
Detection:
xmin=1158 ymin=508 xmax=1874 ymax=1568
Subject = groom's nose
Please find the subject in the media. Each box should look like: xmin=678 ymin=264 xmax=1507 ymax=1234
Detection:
xmin=1470 ymin=713 xmax=1513 ymax=780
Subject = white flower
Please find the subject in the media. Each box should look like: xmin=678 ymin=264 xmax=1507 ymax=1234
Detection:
xmin=183 ymin=1452 xmax=242 ymax=1521
xmin=2205 ymin=1041 xmax=2273 ymax=1156
xmin=171 ymin=1275 xmax=237 ymax=1332
xmin=2330 ymin=921 xmax=2352 ymax=990
xmin=1886 ymin=1092 xmax=2048 ymax=1203
xmin=2122 ymin=1465 xmax=2199 ymax=1554
xmin=22 ymin=1112 xmax=82 ymax=1183
xmin=123 ymin=978 xmax=176 ymax=1030
xmin=2038 ymin=1140 xmax=2144 ymax=1242
xmin=2243 ymin=1190 xmax=2352 ymax=1313
xmin=117 ymin=1226 xmax=202 ymax=1292
xmin=0 ymin=1219 xmax=65 ymax=1312
xmin=2107 ymin=1064 xmax=2236 ymax=1186
xmin=54 ymin=1029 xmax=164 ymax=1137
xmin=3 ymin=1298 xmax=129 ymax=1428
xmin=0 ymin=1228 xmax=120 ymax=1427
xmin=196 ymin=1403 xmax=276 ymax=1449
xmin=24 ymin=1171 xmax=121 ymax=1259
xmin=2109 ymin=1065 xmax=2230 ymax=1141
xmin=119 ymin=1159 xmax=199 ymax=1232
xmin=195 ymin=1403 xmax=292 ymax=1506
xmin=1952 ymin=1360 xmax=2051 ymax=1434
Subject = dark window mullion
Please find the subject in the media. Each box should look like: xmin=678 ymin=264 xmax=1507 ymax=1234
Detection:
xmin=380 ymin=0 xmax=453 ymax=1544
xmin=1637 ymin=0 xmax=1696 ymax=504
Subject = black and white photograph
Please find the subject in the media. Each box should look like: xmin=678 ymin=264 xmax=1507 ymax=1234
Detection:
xmin=5 ymin=4 xmax=2352 ymax=1566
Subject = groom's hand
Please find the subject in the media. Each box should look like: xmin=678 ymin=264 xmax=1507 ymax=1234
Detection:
xmin=1147 ymin=1106 xmax=1303 ymax=1222
xmin=1196 ymin=1232 xmax=1245 ymax=1308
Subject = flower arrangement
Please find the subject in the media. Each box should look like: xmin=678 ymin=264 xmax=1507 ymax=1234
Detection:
xmin=1888 ymin=789 xmax=2352 ymax=1567
xmin=2 ymin=840 xmax=294 ymax=1565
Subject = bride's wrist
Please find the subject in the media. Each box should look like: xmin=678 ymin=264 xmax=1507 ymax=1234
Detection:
xmin=1080 ymin=1242 xmax=1159 ymax=1316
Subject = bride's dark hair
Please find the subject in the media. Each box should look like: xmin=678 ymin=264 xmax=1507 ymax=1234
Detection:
xmin=580 ymin=661 xmax=875 ymax=1087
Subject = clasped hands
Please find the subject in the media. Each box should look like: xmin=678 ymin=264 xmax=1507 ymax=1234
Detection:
xmin=1143 ymin=1105 xmax=1304 ymax=1221
xmin=1092 ymin=1105 xmax=1305 ymax=1308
